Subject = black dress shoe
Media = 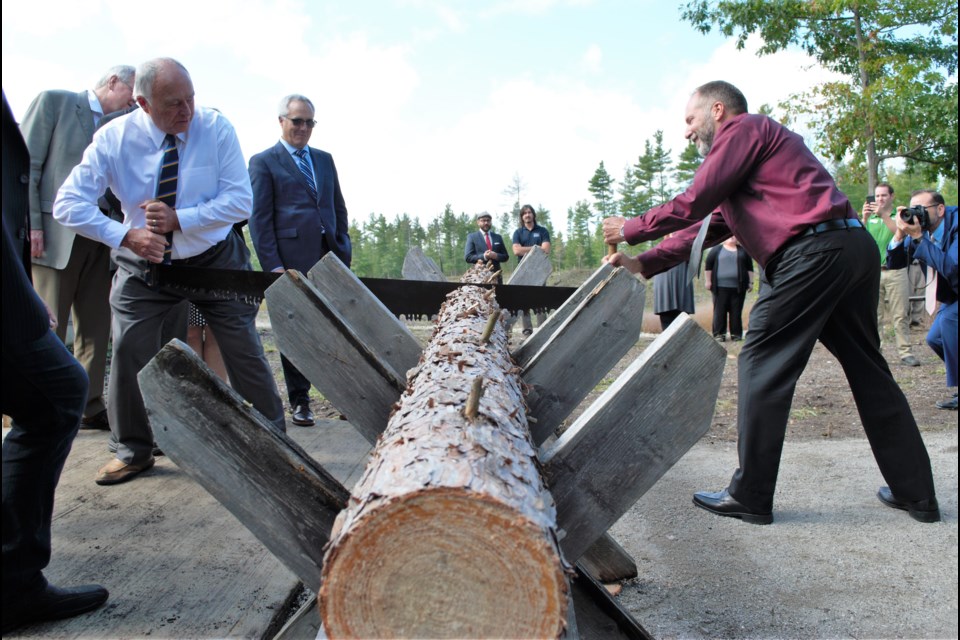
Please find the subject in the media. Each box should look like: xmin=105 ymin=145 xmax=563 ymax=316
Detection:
xmin=877 ymin=486 xmax=941 ymax=523
xmin=693 ymin=489 xmax=773 ymax=525
xmin=80 ymin=410 xmax=110 ymax=430
xmin=291 ymin=403 xmax=315 ymax=427
xmin=2 ymin=583 xmax=109 ymax=633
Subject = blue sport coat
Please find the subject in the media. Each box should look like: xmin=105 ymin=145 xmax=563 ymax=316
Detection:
xmin=248 ymin=141 xmax=351 ymax=272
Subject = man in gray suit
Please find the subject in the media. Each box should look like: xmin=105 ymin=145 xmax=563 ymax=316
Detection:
xmin=20 ymin=65 xmax=136 ymax=430
xmin=249 ymin=94 xmax=351 ymax=427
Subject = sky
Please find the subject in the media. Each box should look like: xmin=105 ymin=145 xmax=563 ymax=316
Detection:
xmin=2 ymin=0 xmax=838 ymax=230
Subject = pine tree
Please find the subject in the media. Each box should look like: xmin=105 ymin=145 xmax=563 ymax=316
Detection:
xmin=587 ymin=161 xmax=617 ymax=220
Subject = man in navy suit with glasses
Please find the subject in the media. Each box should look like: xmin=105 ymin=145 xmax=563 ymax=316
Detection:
xmin=249 ymin=94 xmax=352 ymax=428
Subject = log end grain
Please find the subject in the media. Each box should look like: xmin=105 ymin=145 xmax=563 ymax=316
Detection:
xmin=320 ymin=489 xmax=568 ymax=639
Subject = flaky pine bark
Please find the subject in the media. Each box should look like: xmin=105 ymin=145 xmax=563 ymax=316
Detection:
xmin=320 ymin=264 xmax=568 ymax=639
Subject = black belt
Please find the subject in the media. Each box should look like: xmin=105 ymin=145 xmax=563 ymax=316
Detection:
xmin=797 ymin=218 xmax=863 ymax=238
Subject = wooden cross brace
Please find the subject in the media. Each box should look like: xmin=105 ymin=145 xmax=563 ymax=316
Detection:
xmin=140 ymin=253 xmax=725 ymax=639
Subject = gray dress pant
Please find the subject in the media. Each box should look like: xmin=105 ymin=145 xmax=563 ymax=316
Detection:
xmin=108 ymin=231 xmax=285 ymax=464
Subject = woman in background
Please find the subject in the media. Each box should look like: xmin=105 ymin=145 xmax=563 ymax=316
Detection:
xmin=705 ymin=237 xmax=754 ymax=341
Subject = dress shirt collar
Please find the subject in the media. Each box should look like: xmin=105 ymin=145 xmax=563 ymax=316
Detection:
xmin=140 ymin=108 xmax=187 ymax=150
xmin=279 ymin=138 xmax=309 ymax=157
xmin=87 ymin=90 xmax=104 ymax=125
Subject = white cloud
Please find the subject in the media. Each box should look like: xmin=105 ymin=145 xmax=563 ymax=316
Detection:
xmin=580 ymin=44 xmax=603 ymax=74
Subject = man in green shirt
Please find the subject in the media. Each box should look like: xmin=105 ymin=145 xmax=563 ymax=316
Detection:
xmin=863 ymin=183 xmax=919 ymax=366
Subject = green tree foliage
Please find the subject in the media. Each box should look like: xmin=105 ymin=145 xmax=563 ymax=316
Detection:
xmin=682 ymin=0 xmax=958 ymax=190
xmin=588 ymin=161 xmax=617 ymax=219
xmin=674 ymin=141 xmax=703 ymax=189
xmin=566 ymin=200 xmax=596 ymax=269
xmin=617 ymin=163 xmax=644 ymax=218
xmin=648 ymin=130 xmax=673 ymax=204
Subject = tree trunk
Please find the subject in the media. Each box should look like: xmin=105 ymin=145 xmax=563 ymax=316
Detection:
xmin=319 ymin=264 xmax=569 ymax=639
xmin=854 ymin=6 xmax=879 ymax=191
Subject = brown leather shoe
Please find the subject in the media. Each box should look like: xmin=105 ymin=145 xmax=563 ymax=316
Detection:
xmin=80 ymin=410 xmax=110 ymax=430
xmin=95 ymin=457 xmax=155 ymax=486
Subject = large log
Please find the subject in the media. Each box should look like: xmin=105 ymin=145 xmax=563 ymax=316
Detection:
xmin=276 ymin=259 xmax=638 ymax=583
xmin=319 ymin=265 xmax=569 ymax=639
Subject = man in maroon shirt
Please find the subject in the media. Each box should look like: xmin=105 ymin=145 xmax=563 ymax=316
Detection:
xmin=602 ymin=81 xmax=939 ymax=525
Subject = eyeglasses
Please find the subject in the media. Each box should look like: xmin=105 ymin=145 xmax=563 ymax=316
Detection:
xmin=283 ymin=117 xmax=317 ymax=128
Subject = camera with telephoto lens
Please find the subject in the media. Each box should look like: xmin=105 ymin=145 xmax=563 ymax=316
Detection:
xmin=899 ymin=205 xmax=931 ymax=230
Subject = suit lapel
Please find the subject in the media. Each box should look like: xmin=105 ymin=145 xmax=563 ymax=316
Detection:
xmin=309 ymin=148 xmax=323 ymax=188
xmin=274 ymin=142 xmax=316 ymax=203
xmin=75 ymin=91 xmax=95 ymax=142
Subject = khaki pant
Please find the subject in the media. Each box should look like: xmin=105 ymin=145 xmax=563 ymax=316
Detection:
xmin=31 ymin=235 xmax=111 ymax=417
xmin=877 ymin=267 xmax=913 ymax=359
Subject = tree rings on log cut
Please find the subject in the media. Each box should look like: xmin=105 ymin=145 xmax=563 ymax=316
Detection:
xmin=320 ymin=264 xmax=568 ymax=639
xmin=320 ymin=490 xmax=568 ymax=638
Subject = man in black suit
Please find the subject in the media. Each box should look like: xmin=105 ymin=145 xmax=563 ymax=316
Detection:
xmin=2 ymin=90 xmax=108 ymax=634
xmin=464 ymin=212 xmax=508 ymax=279
xmin=248 ymin=94 xmax=351 ymax=427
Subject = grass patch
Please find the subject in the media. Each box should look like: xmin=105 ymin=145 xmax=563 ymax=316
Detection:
xmin=790 ymin=406 xmax=819 ymax=420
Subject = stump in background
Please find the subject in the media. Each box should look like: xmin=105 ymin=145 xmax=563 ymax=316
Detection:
xmin=319 ymin=264 xmax=569 ymax=639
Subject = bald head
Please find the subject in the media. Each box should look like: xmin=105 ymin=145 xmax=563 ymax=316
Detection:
xmin=135 ymin=58 xmax=195 ymax=135
xmin=684 ymin=81 xmax=749 ymax=156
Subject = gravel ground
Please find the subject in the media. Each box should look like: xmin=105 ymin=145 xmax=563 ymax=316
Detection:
xmin=611 ymin=430 xmax=957 ymax=639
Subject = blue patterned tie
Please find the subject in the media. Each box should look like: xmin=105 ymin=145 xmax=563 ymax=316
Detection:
xmin=156 ymin=134 xmax=178 ymax=264
xmin=294 ymin=148 xmax=318 ymax=201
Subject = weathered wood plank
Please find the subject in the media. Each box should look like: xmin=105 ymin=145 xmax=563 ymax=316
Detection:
xmin=512 ymin=264 xmax=614 ymax=367
xmin=580 ymin=534 xmax=639 ymax=583
xmin=307 ymin=253 xmax=422 ymax=376
xmin=139 ymin=341 xmax=350 ymax=593
xmin=266 ymin=271 xmax=406 ymax=444
xmin=273 ymin=598 xmax=321 ymax=640
xmin=508 ymin=245 xmax=552 ymax=286
xmin=571 ymin=564 xmax=652 ymax=640
xmin=542 ymin=315 xmax=726 ymax=562
xmin=523 ymin=267 xmax=646 ymax=445
xmin=402 ymin=245 xmax=445 ymax=281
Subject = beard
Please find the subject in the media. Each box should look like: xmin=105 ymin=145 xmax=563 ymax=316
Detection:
xmin=695 ymin=120 xmax=715 ymax=156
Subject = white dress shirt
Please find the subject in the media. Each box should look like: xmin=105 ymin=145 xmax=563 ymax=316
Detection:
xmin=54 ymin=106 xmax=252 ymax=260
xmin=86 ymin=89 xmax=104 ymax=126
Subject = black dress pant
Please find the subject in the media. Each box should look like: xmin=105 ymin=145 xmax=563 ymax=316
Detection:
xmin=712 ymin=287 xmax=745 ymax=339
xmin=280 ymin=354 xmax=312 ymax=407
xmin=2 ymin=330 xmax=88 ymax=601
xmin=726 ymin=228 xmax=936 ymax=512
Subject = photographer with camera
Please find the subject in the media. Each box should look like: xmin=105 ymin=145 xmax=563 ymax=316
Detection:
xmin=863 ymin=183 xmax=920 ymax=366
xmin=888 ymin=190 xmax=958 ymax=410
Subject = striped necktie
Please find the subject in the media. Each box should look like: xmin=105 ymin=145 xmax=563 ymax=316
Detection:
xmin=157 ymin=134 xmax=178 ymax=264
xmin=294 ymin=148 xmax=318 ymax=201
